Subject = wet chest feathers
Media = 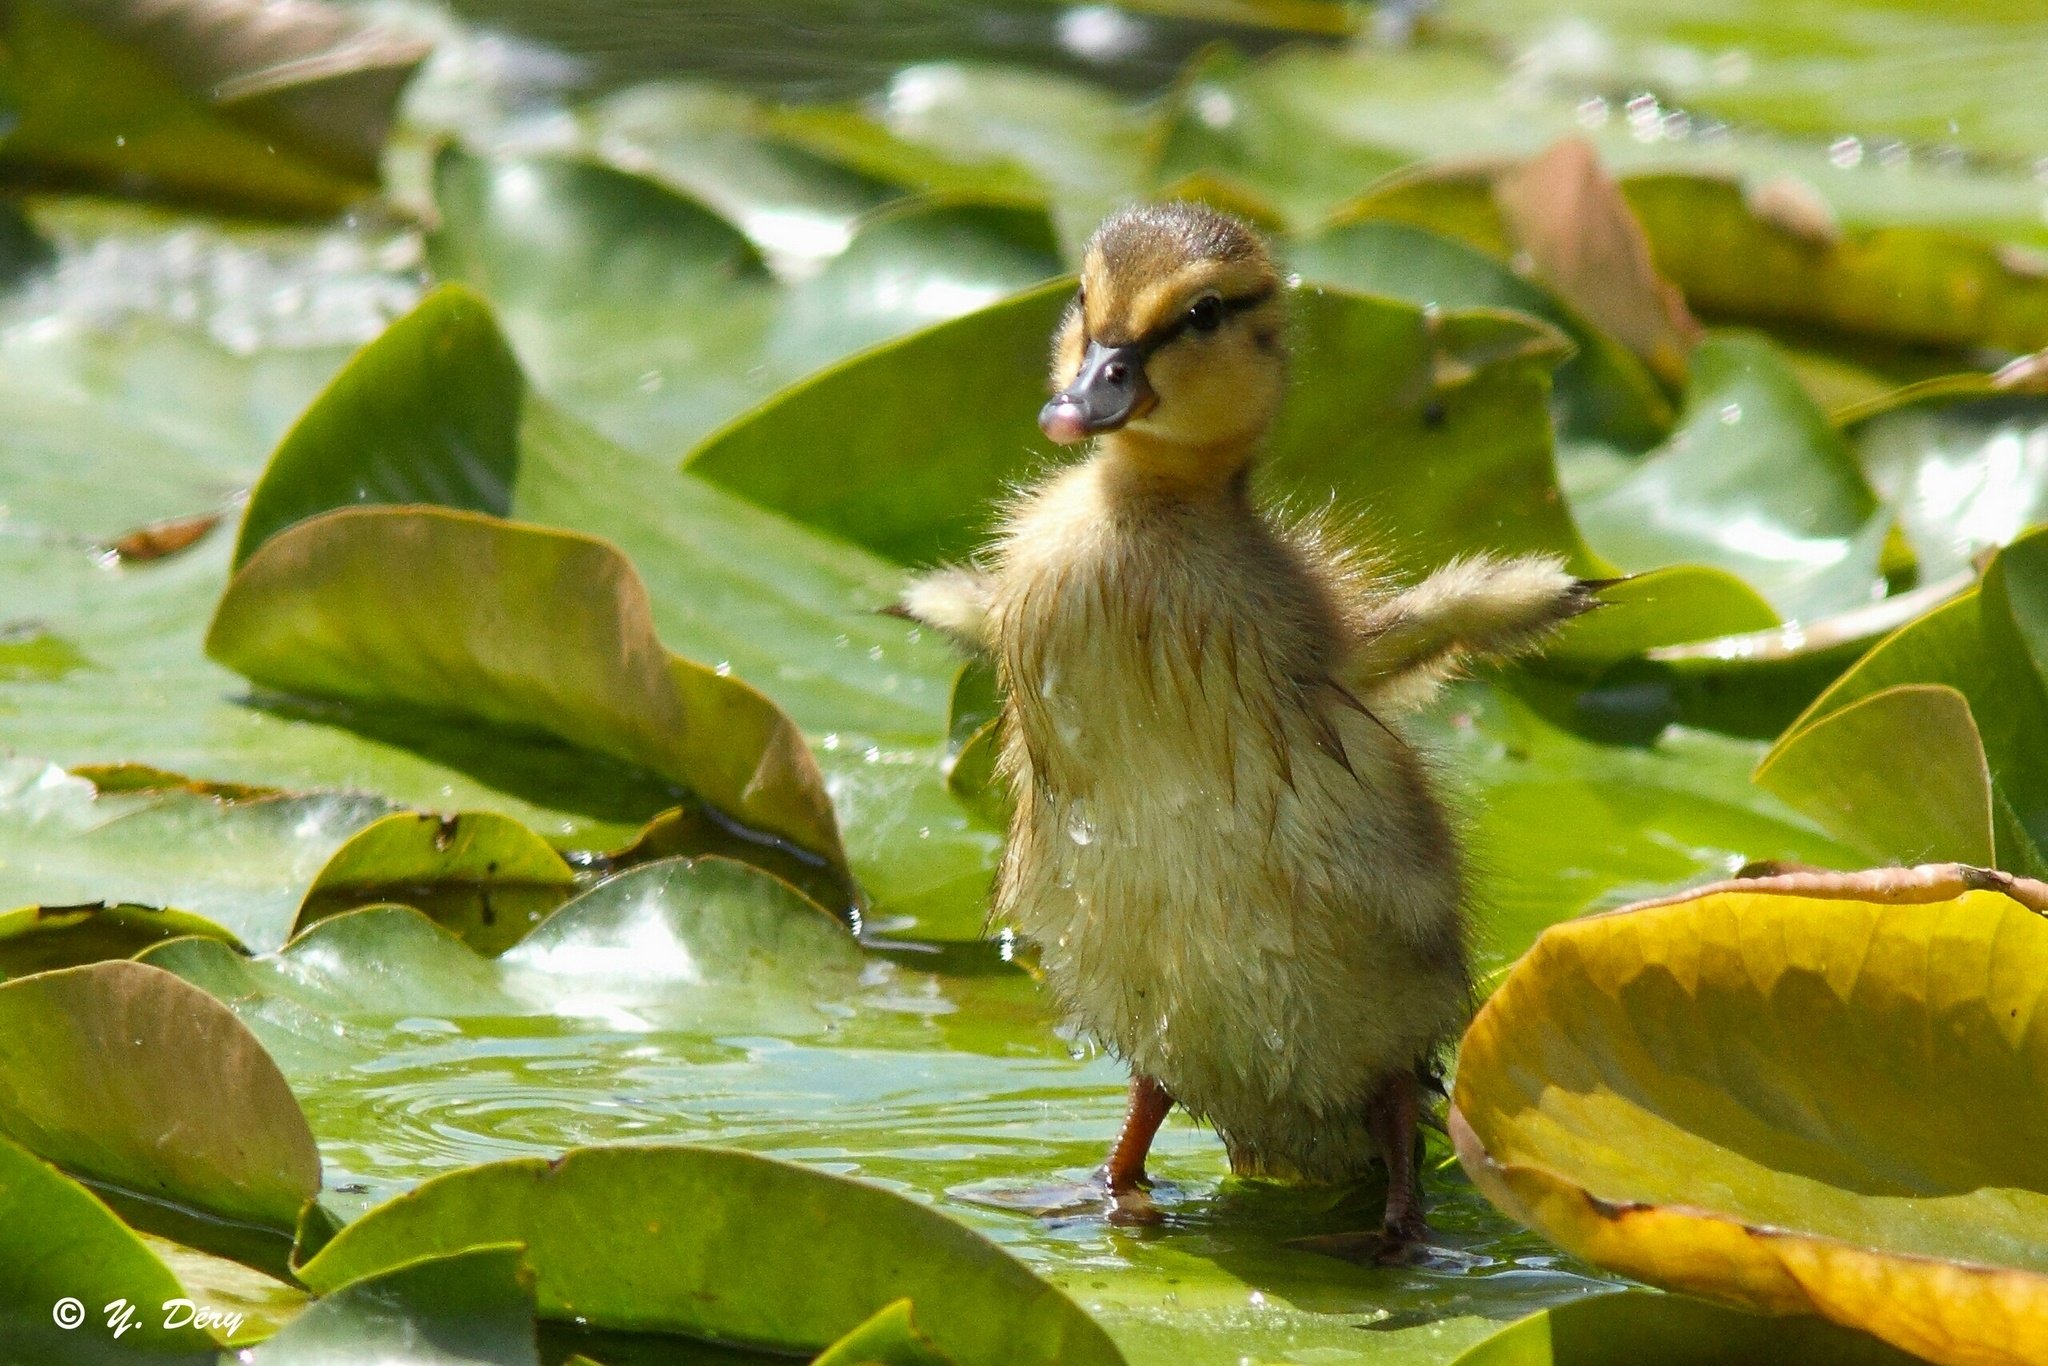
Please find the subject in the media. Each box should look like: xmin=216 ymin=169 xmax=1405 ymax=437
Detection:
xmin=989 ymin=467 xmax=1342 ymax=797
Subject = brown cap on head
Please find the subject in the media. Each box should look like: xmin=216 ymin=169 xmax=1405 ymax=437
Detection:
xmin=1041 ymin=202 xmax=1288 ymax=459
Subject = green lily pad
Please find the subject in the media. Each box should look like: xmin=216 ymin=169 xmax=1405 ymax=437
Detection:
xmin=1753 ymin=683 xmax=1995 ymax=867
xmin=0 ymin=1134 xmax=216 ymax=1363
xmin=217 ymin=282 xmax=990 ymax=936
xmin=814 ymin=1300 xmax=953 ymax=1366
xmin=148 ymin=857 xmax=863 ymax=1070
xmin=1850 ymin=388 xmax=2048 ymax=585
xmin=1449 ymin=1290 xmax=1925 ymax=1366
xmin=1151 ymin=45 xmax=1408 ymax=232
xmin=1626 ymin=174 xmax=2048 ymax=355
xmin=1453 ymin=881 xmax=2048 ymax=1366
xmin=1763 ymin=528 xmax=2048 ymax=873
xmin=0 ymin=959 xmax=318 ymax=1231
xmin=0 ymin=900 xmax=242 ymax=979
xmin=246 ymin=1245 xmax=539 ymax=1366
xmin=294 ymin=811 xmax=578 ymax=955
xmin=0 ymin=755 xmax=391 ymax=952
xmin=0 ymin=0 xmax=427 ymax=215
xmin=1292 ymin=217 xmax=1672 ymax=450
xmin=689 ymin=279 xmax=1597 ymax=575
xmin=294 ymin=1144 xmax=1126 ymax=1363
xmin=211 ymin=506 xmax=849 ymax=880
xmin=1572 ymin=333 xmax=1887 ymax=620
xmin=1543 ymin=568 xmax=1780 ymax=674
xmin=427 ymin=146 xmax=1063 ymax=460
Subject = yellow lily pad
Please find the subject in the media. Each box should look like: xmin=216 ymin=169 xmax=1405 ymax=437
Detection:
xmin=1453 ymin=881 xmax=2048 ymax=1366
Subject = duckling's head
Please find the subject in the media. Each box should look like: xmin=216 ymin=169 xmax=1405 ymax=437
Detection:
xmin=1041 ymin=202 xmax=1287 ymax=480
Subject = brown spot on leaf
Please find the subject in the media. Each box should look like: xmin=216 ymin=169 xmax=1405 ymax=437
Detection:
xmin=105 ymin=512 xmax=222 ymax=564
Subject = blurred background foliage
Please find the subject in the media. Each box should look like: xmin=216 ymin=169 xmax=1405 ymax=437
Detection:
xmin=1 ymin=0 xmax=2046 ymax=1362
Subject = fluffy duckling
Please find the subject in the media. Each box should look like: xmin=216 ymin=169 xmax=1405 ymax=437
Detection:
xmin=901 ymin=202 xmax=1595 ymax=1248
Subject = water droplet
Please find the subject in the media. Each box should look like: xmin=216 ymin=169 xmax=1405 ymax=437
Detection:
xmin=867 ymin=644 xmax=884 ymax=662
xmin=1829 ymin=136 xmax=1864 ymax=169
xmin=833 ymin=633 xmax=850 ymax=648
xmin=917 ymin=826 xmax=931 ymax=839
xmin=1248 ymin=1291 xmax=1266 ymax=1308
xmin=821 ymin=732 xmax=841 ymax=751
xmin=863 ymin=745 xmax=882 ymax=763
xmin=1574 ymin=96 xmax=1608 ymax=130
xmin=1265 ymin=1026 xmax=1285 ymax=1051
xmin=1718 ymin=402 xmax=1743 ymax=425
xmin=1066 ymin=800 xmax=1096 ymax=846
xmin=713 ymin=660 xmax=731 ymax=677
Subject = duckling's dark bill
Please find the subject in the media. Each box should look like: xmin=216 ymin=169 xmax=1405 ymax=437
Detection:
xmin=1040 ymin=341 xmax=1155 ymax=444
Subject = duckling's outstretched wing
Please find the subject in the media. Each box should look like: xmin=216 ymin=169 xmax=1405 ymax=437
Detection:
xmin=1337 ymin=555 xmax=1604 ymax=714
xmin=892 ymin=565 xmax=996 ymax=652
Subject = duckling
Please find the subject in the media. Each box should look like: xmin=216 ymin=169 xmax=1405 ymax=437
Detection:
xmin=901 ymin=202 xmax=1597 ymax=1249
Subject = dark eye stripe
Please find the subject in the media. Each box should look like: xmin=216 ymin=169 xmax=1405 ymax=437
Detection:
xmin=1094 ymin=286 xmax=1276 ymax=354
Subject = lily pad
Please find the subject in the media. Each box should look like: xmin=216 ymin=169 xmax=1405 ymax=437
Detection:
xmin=1453 ymin=881 xmax=2048 ymax=1366
xmin=0 ymin=900 xmax=243 ymax=979
xmin=814 ymin=1300 xmax=953 ymax=1366
xmin=1292 ymin=216 xmax=1672 ymax=449
xmin=246 ymin=1245 xmax=539 ymax=1366
xmin=217 ymin=282 xmax=990 ymax=937
xmin=0 ymin=959 xmax=319 ymax=1231
xmin=1763 ymin=528 xmax=2048 ymax=873
xmin=427 ymin=145 xmax=1063 ymax=459
xmin=1572 ymin=333 xmax=1887 ymax=621
xmin=294 ymin=1144 xmax=1127 ymax=1363
xmin=1753 ymin=683 xmax=1995 ymax=867
xmin=1626 ymin=174 xmax=2048 ymax=355
xmin=1850 ymin=388 xmax=2048 ymax=585
xmin=0 ymin=1134 xmax=216 ymax=1363
xmin=0 ymin=0 xmax=428 ymax=215
xmin=0 ymin=755 xmax=391 ymax=953
xmin=294 ymin=810 xmax=578 ymax=954
xmin=212 ymin=506 xmax=848 ymax=880
xmin=1449 ymin=1290 xmax=1925 ymax=1366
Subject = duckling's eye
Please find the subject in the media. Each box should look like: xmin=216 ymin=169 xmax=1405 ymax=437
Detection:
xmin=1186 ymin=294 xmax=1223 ymax=332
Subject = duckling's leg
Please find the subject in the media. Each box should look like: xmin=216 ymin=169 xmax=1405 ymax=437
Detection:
xmin=1104 ymin=1074 xmax=1174 ymax=1195
xmin=1365 ymin=1069 xmax=1426 ymax=1243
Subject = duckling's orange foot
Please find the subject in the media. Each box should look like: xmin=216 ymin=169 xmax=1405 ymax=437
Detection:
xmin=1105 ymin=1185 xmax=1165 ymax=1226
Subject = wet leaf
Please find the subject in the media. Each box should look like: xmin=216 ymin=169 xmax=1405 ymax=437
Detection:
xmin=1449 ymin=1290 xmax=1925 ymax=1366
xmin=246 ymin=1245 xmax=540 ymax=1366
xmin=1543 ymin=568 xmax=1779 ymax=674
xmin=1764 ymin=528 xmax=2048 ymax=872
xmin=1849 ymin=387 xmax=2048 ymax=585
xmin=1152 ymin=45 xmax=1407 ymax=231
xmin=1494 ymin=138 xmax=1701 ymax=388
xmin=211 ymin=506 xmax=849 ymax=877
xmin=294 ymin=1144 xmax=1127 ymax=1363
xmin=1292 ymin=216 xmax=1672 ymax=450
xmin=0 ymin=959 xmax=318 ymax=1231
xmin=429 ymin=145 xmax=1064 ymax=461
xmin=1572 ymin=333 xmax=1887 ymax=620
xmin=0 ymin=0 xmax=428 ymax=214
xmin=814 ymin=1299 xmax=953 ymax=1366
xmin=0 ymin=1134 xmax=216 ymax=1362
xmin=1626 ymin=174 xmax=2048 ymax=355
xmin=1753 ymin=683 xmax=1995 ymax=866
xmin=1453 ymin=881 xmax=2048 ymax=1366
xmin=0 ymin=755 xmax=391 ymax=952
xmin=218 ymin=283 xmax=985 ymax=934
xmin=0 ymin=900 xmax=242 ymax=979
xmin=295 ymin=810 xmax=578 ymax=954
xmin=149 ymin=857 xmax=863 ymax=1065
